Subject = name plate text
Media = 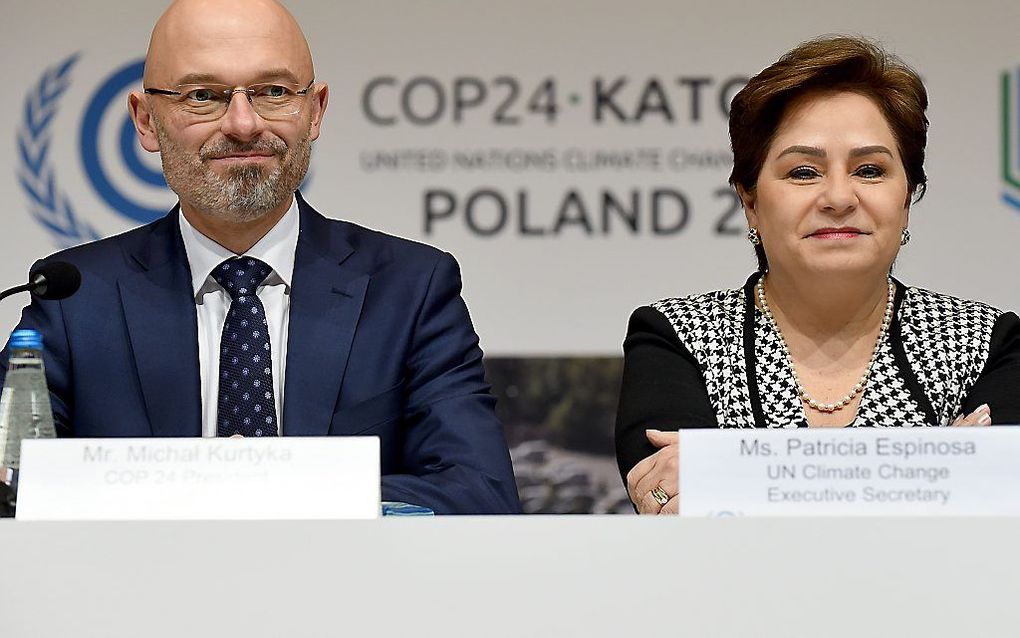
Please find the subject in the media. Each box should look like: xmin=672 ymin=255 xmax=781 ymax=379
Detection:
xmin=679 ymin=427 xmax=1020 ymax=516
xmin=16 ymin=437 xmax=380 ymax=520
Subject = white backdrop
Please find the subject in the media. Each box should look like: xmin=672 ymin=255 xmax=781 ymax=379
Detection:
xmin=1 ymin=0 xmax=1018 ymax=356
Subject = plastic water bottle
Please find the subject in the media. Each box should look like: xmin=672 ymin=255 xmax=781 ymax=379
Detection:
xmin=0 ymin=329 xmax=56 ymax=514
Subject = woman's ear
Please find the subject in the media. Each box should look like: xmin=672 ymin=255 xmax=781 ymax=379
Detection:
xmin=737 ymin=184 xmax=757 ymax=229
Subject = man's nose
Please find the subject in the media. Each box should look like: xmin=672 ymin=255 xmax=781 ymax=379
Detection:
xmin=218 ymin=91 xmax=266 ymax=142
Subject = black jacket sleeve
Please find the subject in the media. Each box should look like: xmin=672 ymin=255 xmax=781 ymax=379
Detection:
xmin=615 ymin=306 xmax=718 ymax=483
xmin=963 ymin=311 xmax=1020 ymax=425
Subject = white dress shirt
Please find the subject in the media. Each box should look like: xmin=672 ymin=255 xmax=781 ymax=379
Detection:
xmin=178 ymin=199 xmax=299 ymax=437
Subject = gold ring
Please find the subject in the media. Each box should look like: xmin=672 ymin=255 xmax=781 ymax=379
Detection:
xmin=650 ymin=486 xmax=670 ymax=507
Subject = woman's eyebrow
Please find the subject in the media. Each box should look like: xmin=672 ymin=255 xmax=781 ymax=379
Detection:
xmin=777 ymin=145 xmax=825 ymax=158
xmin=849 ymin=145 xmax=894 ymax=158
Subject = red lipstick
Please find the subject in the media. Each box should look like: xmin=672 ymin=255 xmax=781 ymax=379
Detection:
xmin=808 ymin=227 xmax=866 ymax=239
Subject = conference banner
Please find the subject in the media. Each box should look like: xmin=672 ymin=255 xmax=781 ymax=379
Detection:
xmin=1 ymin=0 xmax=1016 ymax=512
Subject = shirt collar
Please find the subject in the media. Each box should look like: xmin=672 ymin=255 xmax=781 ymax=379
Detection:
xmin=178 ymin=197 xmax=300 ymax=299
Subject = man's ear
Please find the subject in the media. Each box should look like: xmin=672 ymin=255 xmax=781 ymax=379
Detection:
xmin=308 ymin=83 xmax=329 ymax=141
xmin=737 ymin=184 xmax=758 ymax=229
xmin=128 ymin=91 xmax=161 ymax=152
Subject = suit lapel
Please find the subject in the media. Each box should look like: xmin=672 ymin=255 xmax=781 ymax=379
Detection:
xmin=118 ymin=210 xmax=203 ymax=437
xmin=283 ymin=196 xmax=367 ymax=436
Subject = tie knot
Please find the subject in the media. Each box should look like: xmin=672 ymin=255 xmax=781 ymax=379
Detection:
xmin=212 ymin=257 xmax=273 ymax=301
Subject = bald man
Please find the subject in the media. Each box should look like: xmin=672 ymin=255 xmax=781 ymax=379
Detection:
xmin=0 ymin=0 xmax=520 ymax=514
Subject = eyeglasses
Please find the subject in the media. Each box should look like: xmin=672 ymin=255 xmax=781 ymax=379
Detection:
xmin=144 ymin=79 xmax=315 ymax=121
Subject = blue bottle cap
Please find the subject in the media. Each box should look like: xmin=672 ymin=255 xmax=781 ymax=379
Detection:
xmin=10 ymin=329 xmax=42 ymax=350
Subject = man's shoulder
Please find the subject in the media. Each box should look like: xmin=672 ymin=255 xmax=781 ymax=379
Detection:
xmin=37 ymin=214 xmax=172 ymax=271
xmin=335 ymin=218 xmax=447 ymax=263
xmin=305 ymin=206 xmax=454 ymax=277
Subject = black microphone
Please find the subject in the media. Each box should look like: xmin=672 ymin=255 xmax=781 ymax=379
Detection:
xmin=0 ymin=261 xmax=81 ymax=303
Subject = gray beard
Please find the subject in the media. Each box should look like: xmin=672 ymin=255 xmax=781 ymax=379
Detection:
xmin=152 ymin=115 xmax=311 ymax=223
xmin=195 ymin=162 xmax=291 ymax=222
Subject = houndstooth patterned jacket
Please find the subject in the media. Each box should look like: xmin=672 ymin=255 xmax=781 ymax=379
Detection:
xmin=644 ymin=273 xmax=1018 ymax=428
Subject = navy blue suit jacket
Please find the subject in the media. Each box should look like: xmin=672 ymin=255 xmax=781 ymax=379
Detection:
xmin=0 ymin=194 xmax=520 ymax=514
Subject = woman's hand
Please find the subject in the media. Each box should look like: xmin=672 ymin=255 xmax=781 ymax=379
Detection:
xmin=951 ymin=403 xmax=991 ymax=426
xmin=626 ymin=429 xmax=680 ymax=515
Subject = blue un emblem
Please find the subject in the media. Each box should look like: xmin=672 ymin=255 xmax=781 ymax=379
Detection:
xmin=17 ymin=54 xmax=177 ymax=247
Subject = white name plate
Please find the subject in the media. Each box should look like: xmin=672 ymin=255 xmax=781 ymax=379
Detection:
xmin=679 ymin=427 xmax=1020 ymax=516
xmin=15 ymin=437 xmax=380 ymax=520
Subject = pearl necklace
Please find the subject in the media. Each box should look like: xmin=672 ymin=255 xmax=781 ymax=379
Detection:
xmin=755 ymin=276 xmax=895 ymax=413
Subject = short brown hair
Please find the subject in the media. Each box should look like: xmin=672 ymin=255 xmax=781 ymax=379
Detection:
xmin=728 ymin=36 xmax=929 ymax=271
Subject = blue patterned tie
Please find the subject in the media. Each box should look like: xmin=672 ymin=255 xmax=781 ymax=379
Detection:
xmin=213 ymin=257 xmax=278 ymax=437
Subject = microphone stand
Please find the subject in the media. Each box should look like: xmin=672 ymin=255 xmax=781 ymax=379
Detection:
xmin=0 ymin=279 xmax=40 ymax=303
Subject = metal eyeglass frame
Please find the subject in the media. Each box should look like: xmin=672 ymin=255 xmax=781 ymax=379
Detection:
xmin=143 ymin=79 xmax=315 ymax=119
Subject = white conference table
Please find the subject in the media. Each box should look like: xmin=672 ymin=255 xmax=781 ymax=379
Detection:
xmin=1 ymin=516 xmax=1017 ymax=637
